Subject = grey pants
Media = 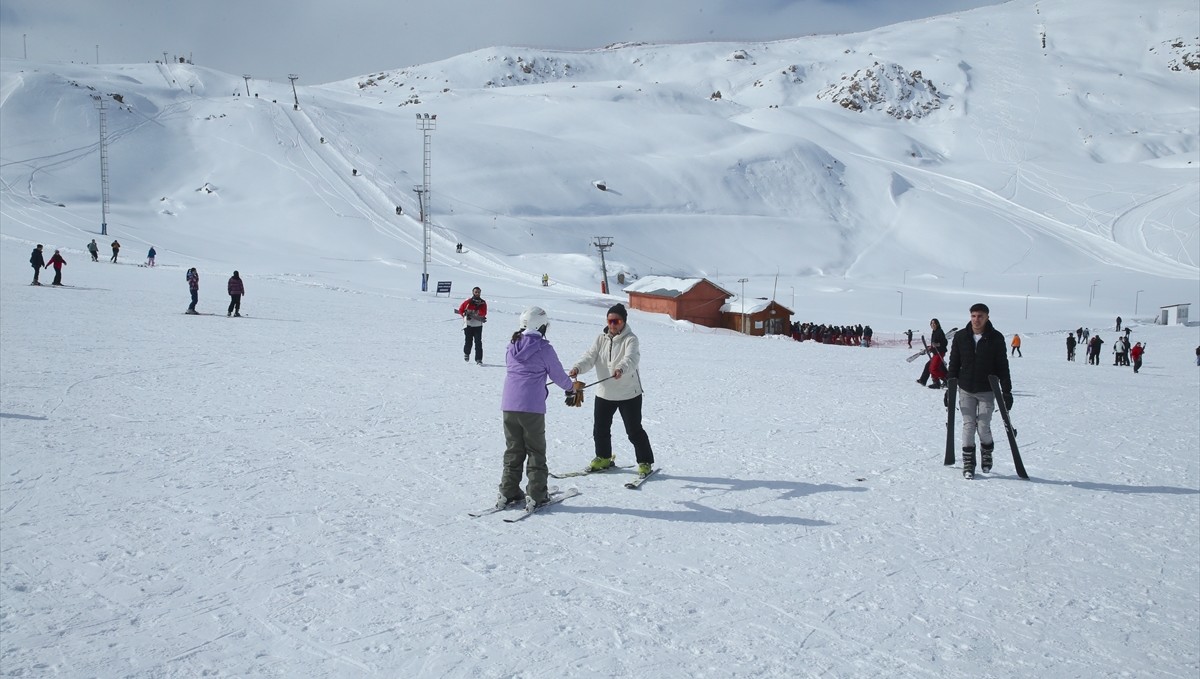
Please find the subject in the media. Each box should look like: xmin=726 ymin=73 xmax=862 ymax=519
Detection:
xmin=499 ymin=411 xmax=549 ymax=503
xmin=958 ymin=389 xmax=996 ymax=449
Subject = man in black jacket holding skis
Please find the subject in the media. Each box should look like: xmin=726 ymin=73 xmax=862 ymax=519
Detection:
xmin=946 ymin=303 xmax=1013 ymax=479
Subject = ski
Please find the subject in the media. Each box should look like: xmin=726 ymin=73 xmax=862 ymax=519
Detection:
xmin=944 ymin=378 xmax=958 ymax=466
xmin=907 ymin=335 xmax=928 ymax=362
xmin=988 ymin=375 xmax=1028 ymax=479
xmin=624 ymin=468 xmax=660 ymax=489
xmin=504 ymin=488 xmax=581 ymax=522
xmin=550 ymin=464 xmax=634 ymax=479
xmin=468 ymin=498 xmax=524 ymax=518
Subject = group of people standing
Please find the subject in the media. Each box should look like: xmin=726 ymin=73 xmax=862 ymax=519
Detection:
xmin=790 ymin=322 xmax=875 ymax=347
xmin=28 ymin=240 xmax=244 ymax=317
xmin=185 ymin=268 xmax=245 ymax=316
xmin=464 ymin=287 xmax=655 ymax=510
xmin=28 ymin=244 xmax=66 ymax=286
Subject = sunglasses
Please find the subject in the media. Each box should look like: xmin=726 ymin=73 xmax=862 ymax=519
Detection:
xmin=607 ymin=318 xmax=623 ymax=325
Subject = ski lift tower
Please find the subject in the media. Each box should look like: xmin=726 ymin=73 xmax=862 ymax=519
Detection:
xmin=415 ymin=113 xmax=437 ymax=291
xmin=92 ymin=95 xmax=110 ymax=236
xmin=288 ymin=74 xmax=300 ymax=110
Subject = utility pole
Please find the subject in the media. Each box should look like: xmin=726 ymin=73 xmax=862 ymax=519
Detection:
xmin=593 ymin=237 xmax=614 ymax=294
xmin=163 ymin=51 xmax=168 ymax=64
xmin=288 ymin=74 xmax=300 ymax=110
xmin=92 ymin=96 xmax=110 ymax=236
xmin=738 ymin=278 xmax=749 ymax=334
xmin=243 ymin=74 xmax=252 ymax=97
xmin=23 ymin=34 xmax=27 ymax=60
xmin=415 ymin=112 xmax=437 ymax=291
xmin=95 ymin=44 xmax=99 ymax=64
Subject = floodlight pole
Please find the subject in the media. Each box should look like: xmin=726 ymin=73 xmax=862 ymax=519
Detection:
xmin=738 ymin=278 xmax=749 ymax=334
xmin=92 ymin=95 xmax=110 ymax=236
xmin=288 ymin=74 xmax=300 ymax=110
xmin=95 ymin=45 xmax=99 ymax=65
xmin=897 ymin=290 xmax=904 ymax=316
xmin=416 ymin=113 xmax=437 ymax=291
xmin=243 ymin=75 xmax=252 ymax=96
xmin=593 ymin=237 xmax=614 ymax=294
xmin=23 ymin=34 xmax=27 ymax=60
xmin=1135 ymin=289 xmax=1144 ymax=315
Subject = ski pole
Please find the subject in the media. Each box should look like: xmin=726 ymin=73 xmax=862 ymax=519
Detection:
xmin=547 ymin=379 xmax=614 ymax=388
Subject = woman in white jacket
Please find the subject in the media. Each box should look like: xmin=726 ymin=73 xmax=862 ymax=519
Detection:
xmin=569 ymin=303 xmax=656 ymax=477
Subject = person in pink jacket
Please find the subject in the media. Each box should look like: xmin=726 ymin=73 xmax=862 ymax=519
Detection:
xmin=496 ymin=307 xmax=576 ymax=509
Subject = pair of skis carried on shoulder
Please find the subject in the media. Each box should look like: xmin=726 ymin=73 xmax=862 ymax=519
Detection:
xmin=943 ymin=375 xmax=1028 ymax=479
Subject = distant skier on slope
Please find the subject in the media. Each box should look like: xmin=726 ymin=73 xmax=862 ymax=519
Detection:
xmin=945 ymin=303 xmax=1013 ymax=479
xmin=456 ymin=286 xmax=488 ymax=364
xmin=185 ymin=268 xmax=200 ymax=314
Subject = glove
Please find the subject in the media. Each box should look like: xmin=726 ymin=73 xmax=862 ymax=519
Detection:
xmin=1002 ymin=391 xmax=1013 ymax=411
xmin=943 ymin=390 xmax=951 ymax=408
xmin=564 ymin=389 xmax=584 ymax=407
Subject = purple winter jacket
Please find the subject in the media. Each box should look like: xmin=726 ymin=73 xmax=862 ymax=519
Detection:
xmin=502 ymin=330 xmax=574 ymax=414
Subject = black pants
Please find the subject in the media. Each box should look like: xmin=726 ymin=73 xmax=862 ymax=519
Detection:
xmin=32 ymin=265 xmax=40 ymax=284
xmin=111 ymin=250 xmax=118 ymax=262
xmin=228 ymin=295 xmax=241 ymax=314
xmin=1011 ymin=346 xmax=1021 ymax=357
xmin=463 ymin=326 xmax=483 ymax=361
xmin=593 ymin=394 xmax=654 ymax=464
xmin=51 ymin=267 xmax=62 ymax=285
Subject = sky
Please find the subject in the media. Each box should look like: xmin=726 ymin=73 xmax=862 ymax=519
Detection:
xmin=0 ymin=0 xmax=1008 ymax=84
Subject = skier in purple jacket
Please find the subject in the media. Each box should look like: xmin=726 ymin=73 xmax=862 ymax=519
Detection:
xmin=496 ymin=306 xmax=578 ymax=509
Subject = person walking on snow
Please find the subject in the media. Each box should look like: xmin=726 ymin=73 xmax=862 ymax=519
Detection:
xmin=185 ymin=268 xmax=200 ymax=314
xmin=457 ymin=286 xmax=487 ymax=364
xmin=45 ymin=249 xmax=67 ymax=286
xmin=29 ymin=244 xmax=45 ymax=285
xmin=1066 ymin=333 xmax=1077 ymax=362
xmin=87 ymin=239 xmax=99 ymax=262
xmin=946 ymin=303 xmax=1013 ymax=480
xmin=570 ymin=303 xmax=656 ymax=477
xmin=1130 ymin=342 xmax=1146 ymax=374
xmin=1010 ymin=333 xmax=1022 ymax=357
xmin=110 ymin=240 xmax=120 ymax=263
xmin=495 ymin=307 xmax=578 ymax=510
xmin=227 ymin=271 xmax=245 ymax=317
xmin=917 ymin=318 xmax=948 ymax=386
xmin=146 ymin=246 xmax=157 ymax=267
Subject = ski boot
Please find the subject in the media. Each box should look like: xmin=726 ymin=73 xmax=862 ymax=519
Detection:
xmin=637 ymin=463 xmax=653 ymax=477
xmin=588 ymin=456 xmax=615 ymax=472
xmin=980 ymin=443 xmax=994 ymax=474
xmin=962 ymin=446 xmax=976 ymax=480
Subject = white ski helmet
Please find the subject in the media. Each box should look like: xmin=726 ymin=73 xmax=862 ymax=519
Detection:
xmin=520 ymin=306 xmax=550 ymax=332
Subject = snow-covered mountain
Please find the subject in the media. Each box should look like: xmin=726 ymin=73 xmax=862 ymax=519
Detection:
xmin=1 ymin=0 xmax=1198 ymax=676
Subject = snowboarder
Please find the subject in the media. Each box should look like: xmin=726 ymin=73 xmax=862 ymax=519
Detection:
xmin=29 ymin=244 xmax=45 ymax=285
xmin=110 ymin=240 xmax=121 ymax=263
xmin=45 ymin=249 xmax=67 ymax=286
xmin=146 ymin=246 xmax=157 ymax=267
xmin=456 ymin=287 xmax=487 ymax=364
xmin=227 ymin=271 xmax=244 ymax=317
xmin=917 ymin=318 xmax=947 ymax=386
xmin=496 ymin=306 xmax=577 ymax=509
xmin=1130 ymin=342 xmax=1146 ymax=374
xmin=185 ymin=268 xmax=200 ymax=314
xmin=945 ymin=303 xmax=1013 ymax=479
xmin=569 ymin=303 xmax=656 ymax=477
xmin=87 ymin=239 xmax=99 ymax=262
xmin=1010 ymin=333 xmax=1022 ymax=357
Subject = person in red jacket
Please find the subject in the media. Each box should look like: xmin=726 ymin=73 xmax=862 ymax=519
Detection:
xmin=46 ymin=249 xmax=67 ymax=286
xmin=227 ymin=271 xmax=245 ymax=317
xmin=456 ymin=286 xmax=487 ymax=364
xmin=1130 ymin=342 xmax=1146 ymax=374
